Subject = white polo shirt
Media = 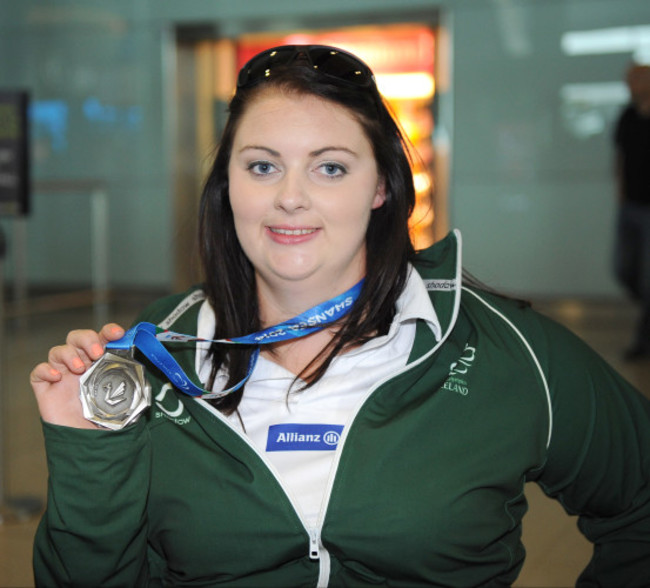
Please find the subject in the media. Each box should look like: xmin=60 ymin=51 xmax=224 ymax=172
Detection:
xmin=196 ymin=267 xmax=440 ymax=527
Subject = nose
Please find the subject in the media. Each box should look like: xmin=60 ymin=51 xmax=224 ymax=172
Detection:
xmin=274 ymin=170 xmax=311 ymax=213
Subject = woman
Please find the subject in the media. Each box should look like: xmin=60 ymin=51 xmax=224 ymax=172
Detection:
xmin=31 ymin=46 xmax=650 ymax=587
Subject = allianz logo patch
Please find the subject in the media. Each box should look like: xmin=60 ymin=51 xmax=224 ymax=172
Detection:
xmin=266 ymin=424 xmax=344 ymax=452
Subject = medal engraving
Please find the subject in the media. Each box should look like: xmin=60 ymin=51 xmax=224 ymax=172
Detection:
xmin=79 ymin=350 xmax=151 ymax=430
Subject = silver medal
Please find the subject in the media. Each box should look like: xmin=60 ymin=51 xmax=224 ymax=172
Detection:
xmin=79 ymin=348 xmax=151 ymax=430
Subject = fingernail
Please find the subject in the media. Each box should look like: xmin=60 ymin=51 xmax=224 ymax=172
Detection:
xmin=50 ymin=368 xmax=60 ymax=377
xmin=92 ymin=343 xmax=104 ymax=358
xmin=111 ymin=326 xmax=124 ymax=336
xmin=72 ymin=357 xmax=85 ymax=370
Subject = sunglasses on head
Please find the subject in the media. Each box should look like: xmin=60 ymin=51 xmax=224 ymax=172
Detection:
xmin=236 ymin=44 xmax=376 ymax=89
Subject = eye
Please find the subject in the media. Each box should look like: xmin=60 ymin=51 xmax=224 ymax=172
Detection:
xmin=318 ymin=162 xmax=347 ymax=178
xmin=247 ymin=161 xmax=277 ymax=176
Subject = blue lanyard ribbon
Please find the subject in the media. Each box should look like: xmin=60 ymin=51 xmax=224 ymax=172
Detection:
xmin=106 ymin=280 xmax=363 ymax=399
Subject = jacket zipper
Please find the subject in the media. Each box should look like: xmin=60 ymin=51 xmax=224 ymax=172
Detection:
xmin=309 ymin=529 xmax=320 ymax=560
xmin=196 ymin=400 xmax=332 ymax=583
xmin=309 ymin=528 xmax=330 ymax=588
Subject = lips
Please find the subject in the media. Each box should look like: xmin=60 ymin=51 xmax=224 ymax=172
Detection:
xmin=269 ymin=227 xmax=317 ymax=236
xmin=266 ymin=226 xmax=320 ymax=243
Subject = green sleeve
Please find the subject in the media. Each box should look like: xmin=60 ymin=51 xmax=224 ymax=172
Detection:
xmin=528 ymin=314 xmax=650 ymax=586
xmin=33 ymin=418 xmax=152 ymax=588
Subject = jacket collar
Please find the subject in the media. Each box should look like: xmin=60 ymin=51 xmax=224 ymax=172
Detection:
xmin=412 ymin=229 xmax=463 ymax=342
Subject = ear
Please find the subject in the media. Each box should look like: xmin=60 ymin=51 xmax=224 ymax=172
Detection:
xmin=372 ymin=178 xmax=386 ymax=209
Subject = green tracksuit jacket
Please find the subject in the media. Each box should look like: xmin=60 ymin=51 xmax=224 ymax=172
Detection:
xmin=34 ymin=232 xmax=650 ymax=587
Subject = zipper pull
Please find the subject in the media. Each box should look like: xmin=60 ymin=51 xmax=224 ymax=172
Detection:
xmin=309 ymin=529 xmax=320 ymax=560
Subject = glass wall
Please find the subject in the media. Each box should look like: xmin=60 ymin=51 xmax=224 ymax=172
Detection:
xmin=452 ymin=0 xmax=650 ymax=296
xmin=0 ymin=2 xmax=171 ymax=290
xmin=1 ymin=0 xmax=648 ymax=298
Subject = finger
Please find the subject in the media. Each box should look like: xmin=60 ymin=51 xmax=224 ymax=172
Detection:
xmin=65 ymin=329 xmax=105 ymax=363
xmin=48 ymin=344 xmax=91 ymax=374
xmin=66 ymin=324 xmax=126 ymax=360
xmin=30 ymin=362 xmax=63 ymax=385
xmin=98 ymin=323 xmax=126 ymax=346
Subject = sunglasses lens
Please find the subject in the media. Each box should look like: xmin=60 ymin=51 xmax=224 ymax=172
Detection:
xmin=237 ymin=45 xmax=373 ymax=88
xmin=308 ymin=48 xmax=372 ymax=86
xmin=237 ymin=46 xmax=298 ymax=88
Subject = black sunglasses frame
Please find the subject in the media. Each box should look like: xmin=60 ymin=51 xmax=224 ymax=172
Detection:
xmin=236 ymin=44 xmax=376 ymax=90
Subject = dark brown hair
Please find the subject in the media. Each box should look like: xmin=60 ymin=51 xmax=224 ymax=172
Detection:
xmin=198 ymin=61 xmax=416 ymax=414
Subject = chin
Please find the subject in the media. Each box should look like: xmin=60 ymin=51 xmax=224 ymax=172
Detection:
xmin=272 ymin=269 xmax=320 ymax=284
xmin=265 ymin=256 xmax=320 ymax=281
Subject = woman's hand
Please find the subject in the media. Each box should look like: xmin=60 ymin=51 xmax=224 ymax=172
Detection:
xmin=30 ymin=323 xmax=126 ymax=429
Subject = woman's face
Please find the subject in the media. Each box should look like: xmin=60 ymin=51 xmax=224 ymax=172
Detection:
xmin=228 ymin=89 xmax=385 ymax=296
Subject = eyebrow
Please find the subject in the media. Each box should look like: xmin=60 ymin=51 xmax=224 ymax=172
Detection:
xmin=238 ymin=145 xmax=280 ymax=157
xmin=238 ymin=145 xmax=358 ymax=158
xmin=311 ymin=146 xmax=358 ymax=158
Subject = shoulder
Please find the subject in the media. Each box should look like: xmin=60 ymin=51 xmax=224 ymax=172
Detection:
xmin=457 ymin=286 xmax=614 ymax=401
xmin=458 ymin=285 xmax=630 ymax=409
xmin=459 ymin=286 xmax=583 ymax=355
xmin=457 ymin=287 xmax=621 ymax=453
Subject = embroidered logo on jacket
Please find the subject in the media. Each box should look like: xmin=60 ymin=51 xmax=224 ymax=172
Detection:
xmin=266 ymin=424 xmax=344 ymax=452
xmin=153 ymin=383 xmax=192 ymax=425
xmin=443 ymin=344 xmax=476 ymax=396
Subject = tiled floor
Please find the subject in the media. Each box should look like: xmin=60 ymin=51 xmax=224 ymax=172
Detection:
xmin=0 ymin=293 xmax=648 ymax=587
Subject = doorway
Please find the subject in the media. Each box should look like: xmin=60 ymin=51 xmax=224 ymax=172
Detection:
xmin=173 ymin=19 xmax=447 ymax=291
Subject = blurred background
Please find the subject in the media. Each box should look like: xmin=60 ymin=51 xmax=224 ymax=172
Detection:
xmin=1 ymin=0 xmax=649 ymax=586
